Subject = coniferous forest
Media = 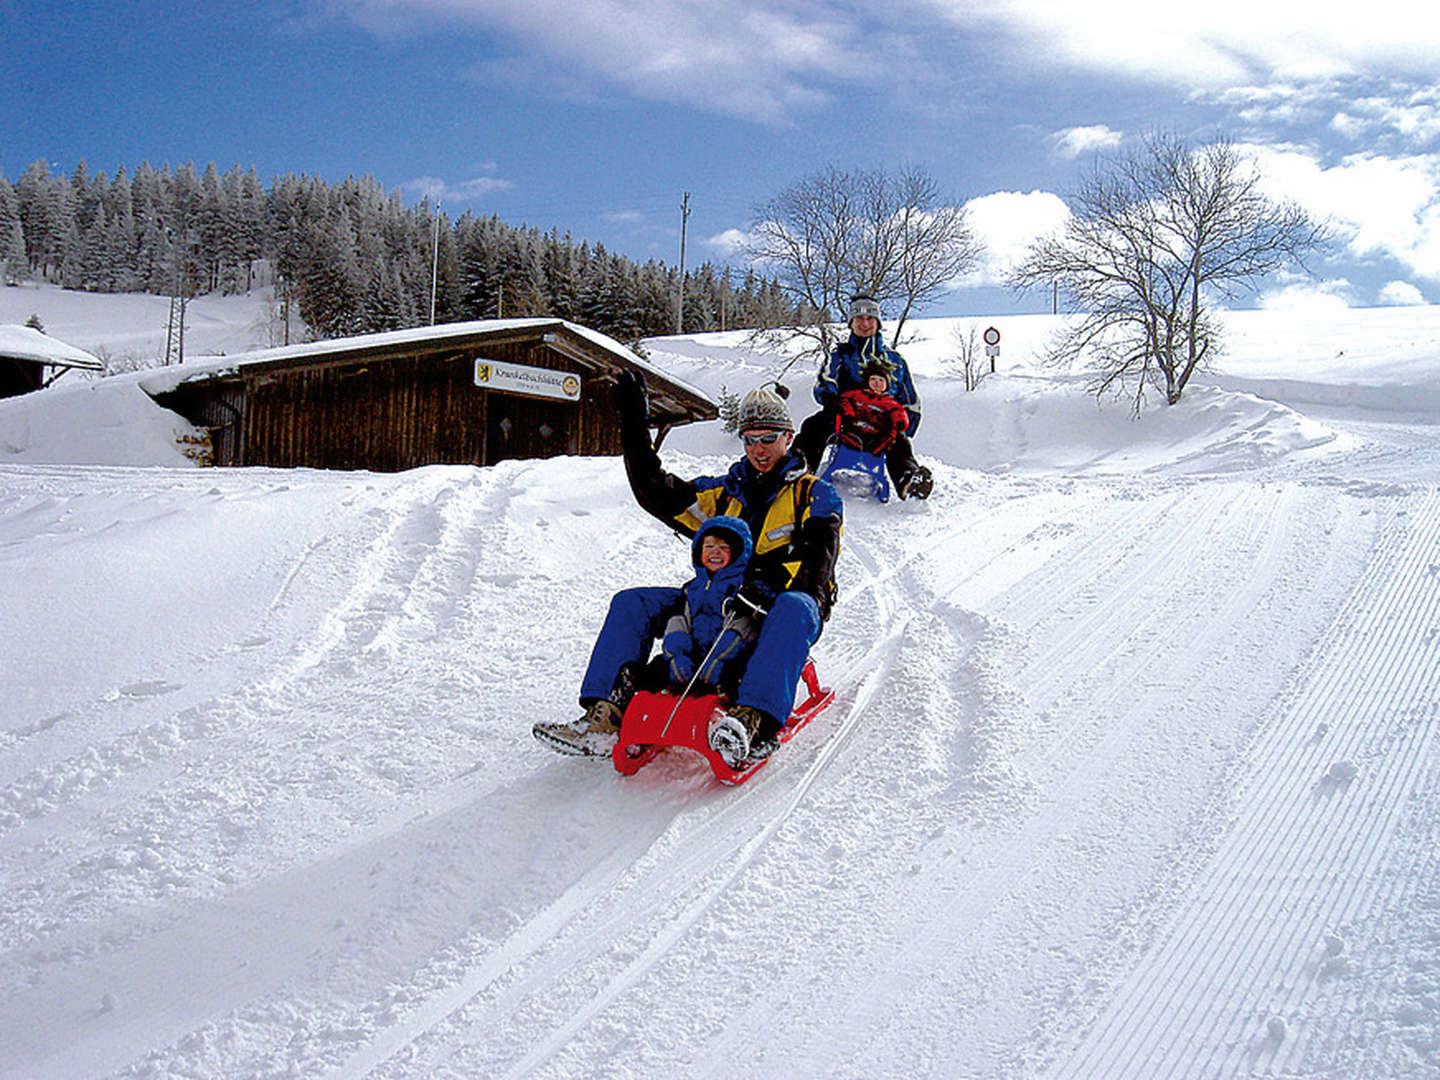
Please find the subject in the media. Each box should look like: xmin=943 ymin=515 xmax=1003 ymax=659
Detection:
xmin=0 ymin=160 xmax=797 ymax=345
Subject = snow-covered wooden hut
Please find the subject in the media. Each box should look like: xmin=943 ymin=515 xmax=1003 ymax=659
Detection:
xmin=146 ymin=319 xmax=715 ymax=471
xmin=0 ymin=325 xmax=104 ymax=398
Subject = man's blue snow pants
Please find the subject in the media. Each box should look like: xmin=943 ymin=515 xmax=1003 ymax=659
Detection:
xmin=580 ymin=586 xmax=822 ymax=726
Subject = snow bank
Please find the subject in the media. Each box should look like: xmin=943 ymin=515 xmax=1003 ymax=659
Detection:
xmin=0 ymin=369 xmax=202 ymax=466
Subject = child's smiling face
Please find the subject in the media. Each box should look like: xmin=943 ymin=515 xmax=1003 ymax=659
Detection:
xmin=867 ymin=373 xmax=888 ymax=394
xmin=700 ymin=534 xmax=733 ymax=571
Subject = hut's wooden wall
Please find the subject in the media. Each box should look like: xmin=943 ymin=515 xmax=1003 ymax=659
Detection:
xmin=213 ymin=339 xmax=623 ymax=470
xmin=0 ymin=358 xmax=44 ymax=399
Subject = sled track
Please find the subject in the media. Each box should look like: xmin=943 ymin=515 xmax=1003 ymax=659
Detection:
xmin=334 ymin=714 xmax=887 ymax=1077
xmin=328 ymin=487 xmax=965 ymax=1077
xmin=783 ymin=485 xmax=1277 ymax=1066
xmin=0 ymin=466 xmax=628 ymax=1077
xmin=710 ymin=476 xmax=1385 ymax=1077
xmin=14 ymin=466 xmax=1430 ymax=1077
xmin=333 ymin=575 xmax=906 ymax=1078
xmin=1055 ymin=486 xmax=1440 ymax=1078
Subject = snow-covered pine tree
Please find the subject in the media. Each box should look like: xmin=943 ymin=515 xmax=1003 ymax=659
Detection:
xmin=0 ymin=174 xmax=26 ymax=284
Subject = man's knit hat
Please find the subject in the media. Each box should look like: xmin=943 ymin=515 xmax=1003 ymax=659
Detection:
xmin=736 ymin=385 xmax=794 ymax=433
xmin=848 ymin=294 xmax=882 ymax=321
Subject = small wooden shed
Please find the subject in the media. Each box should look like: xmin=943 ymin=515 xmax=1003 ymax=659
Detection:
xmin=0 ymin=325 xmax=104 ymax=398
xmin=148 ymin=319 xmax=715 ymax=471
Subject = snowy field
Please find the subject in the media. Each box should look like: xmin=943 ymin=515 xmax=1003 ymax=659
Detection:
xmin=3 ymin=284 xmax=1440 ymax=1078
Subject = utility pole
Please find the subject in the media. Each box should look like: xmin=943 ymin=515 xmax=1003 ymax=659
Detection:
xmin=675 ymin=191 xmax=690 ymax=334
xmin=429 ymin=200 xmax=441 ymax=326
xmin=720 ymin=267 xmax=730 ymax=332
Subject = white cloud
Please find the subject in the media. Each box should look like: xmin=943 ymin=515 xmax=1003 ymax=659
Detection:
xmin=1205 ymin=80 xmax=1440 ymax=149
xmin=1378 ymin=280 xmax=1426 ymax=305
xmin=399 ymin=174 xmax=513 ymax=203
xmin=1257 ymin=277 xmax=1355 ymax=312
xmin=1328 ymin=88 xmax=1440 ymax=147
xmin=924 ymin=2 xmax=1440 ymax=91
xmin=324 ymin=2 xmax=1440 ymax=131
xmin=1242 ymin=143 xmax=1440 ymax=282
xmin=1329 ymin=111 xmax=1369 ymax=141
xmin=957 ymin=190 xmax=1071 ymax=287
xmin=325 ymin=0 xmax=872 ymax=125
xmin=706 ymin=227 xmax=754 ymax=258
xmin=1052 ymin=125 xmax=1124 ymax=160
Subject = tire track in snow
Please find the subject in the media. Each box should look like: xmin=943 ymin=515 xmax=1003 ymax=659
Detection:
xmin=1056 ymin=487 xmax=1440 ymax=1078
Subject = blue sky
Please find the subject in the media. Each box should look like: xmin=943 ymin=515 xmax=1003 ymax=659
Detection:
xmin=6 ymin=0 xmax=1440 ymax=315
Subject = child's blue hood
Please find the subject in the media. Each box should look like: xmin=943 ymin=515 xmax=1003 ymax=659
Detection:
xmin=692 ymin=515 xmax=753 ymax=570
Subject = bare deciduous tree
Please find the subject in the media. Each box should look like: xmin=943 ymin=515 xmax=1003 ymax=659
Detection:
xmin=948 ymin=323 xmax=988 ymax=392
xmin=1010 ymin=134 xmax=1329 ymax=410
xmin=747 ymin=165 xmax=982 ymax=371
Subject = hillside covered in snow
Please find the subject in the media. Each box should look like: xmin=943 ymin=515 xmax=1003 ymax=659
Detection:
xmin=3 ymin=284 xmax=1440 ymax=1078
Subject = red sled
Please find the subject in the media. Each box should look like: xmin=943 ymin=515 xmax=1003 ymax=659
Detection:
xmin=612 ymin=658 xmax=834 ymax=785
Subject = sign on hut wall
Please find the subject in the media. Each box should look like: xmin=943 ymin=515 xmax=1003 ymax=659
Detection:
xmin=474 ymin=358 xmax=582 ymax=403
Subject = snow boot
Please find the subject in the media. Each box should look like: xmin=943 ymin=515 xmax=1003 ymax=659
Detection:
xmin=897 ymin=463 xmax=933 ymax=500
xmin=533 ymin=700 xmax=622 ymax=757
xmin=708 ymin=704 xmax=776 ymax=770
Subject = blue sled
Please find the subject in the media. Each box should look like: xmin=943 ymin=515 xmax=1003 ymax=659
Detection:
xmin=819 ymin=443 xmax=891 ymax=502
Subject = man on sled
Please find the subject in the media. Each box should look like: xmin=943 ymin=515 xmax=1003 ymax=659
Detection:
xmin=534 ymin=376 xmax=843 ymax=771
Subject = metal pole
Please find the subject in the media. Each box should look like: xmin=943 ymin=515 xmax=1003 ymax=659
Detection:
xmin=429 ymin=201 xmax=441 ymax=326
xmin=177 ymin=268 xmax=186 ymax=365
xmin=675 ymin=191 xmax=690 ymax=335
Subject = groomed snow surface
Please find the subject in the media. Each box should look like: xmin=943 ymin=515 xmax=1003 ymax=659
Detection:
xmin=3 ymin=287 xmax=1440 ymax=1078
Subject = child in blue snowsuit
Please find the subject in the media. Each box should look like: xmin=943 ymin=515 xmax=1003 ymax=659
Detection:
xmin=660 ymin=516 xmax=758 ymax=694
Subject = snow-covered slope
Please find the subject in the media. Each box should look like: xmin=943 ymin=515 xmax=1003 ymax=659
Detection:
xmin=3 ymin=292 xmax=1440 ymax=1078
xmin=0 ymin=280 xmax=283 ymax=364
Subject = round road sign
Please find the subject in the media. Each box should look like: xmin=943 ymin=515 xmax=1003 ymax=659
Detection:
xmin=983 ymin=326 xmax=1001 ymax=346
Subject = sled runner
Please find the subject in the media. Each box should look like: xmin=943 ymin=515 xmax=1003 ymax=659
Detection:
xmin=819 ymin=443 xmax=891 ymax=502
xmin=611 ymin=658 xmax=834 ymax=785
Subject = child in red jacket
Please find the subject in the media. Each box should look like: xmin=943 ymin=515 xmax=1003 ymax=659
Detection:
xmin=835 ymin=358 xmax=910 ymax=456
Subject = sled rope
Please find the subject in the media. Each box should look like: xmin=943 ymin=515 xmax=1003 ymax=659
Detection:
xmin=662 ymin=609 xmax=741 ymax=737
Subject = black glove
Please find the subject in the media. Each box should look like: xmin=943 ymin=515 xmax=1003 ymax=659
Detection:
xmin=725 ymin=581 xmax=773 ymax=620
xmin=613 ymin=368 xmax=649 ymax=427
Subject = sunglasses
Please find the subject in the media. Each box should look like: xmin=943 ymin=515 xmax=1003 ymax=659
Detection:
xmin=742 ymin=431 xmax=786 ymax=446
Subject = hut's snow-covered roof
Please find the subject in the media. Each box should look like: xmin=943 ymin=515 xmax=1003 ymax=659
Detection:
xmin=0 ymin=325 xmax=104 ymax=370
xmin=139 ymin=317 xmax=712 ymax=410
